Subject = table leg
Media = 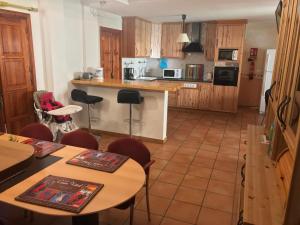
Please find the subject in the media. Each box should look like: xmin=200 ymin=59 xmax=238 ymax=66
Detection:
xmin=72 ymin=213 xmax=99 ymax=225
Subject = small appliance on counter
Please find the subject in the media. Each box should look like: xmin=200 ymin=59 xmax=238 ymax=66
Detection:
xmin=185 ymin=64 xmax=204 ymax=81
xmin=81 ymin=72 xmax=94 ymax=80
xmin=163 ymin=69 xmax=183 ymax=79
xmin=213 ymin=62 xmax=239 ymax=86
xmin=124 ymin=68 xmax=135 ymax=80
xmin=94 ymin=68 xmax=104 ymax=80
xmin=218 ymin=49 xmax=239 ymax=61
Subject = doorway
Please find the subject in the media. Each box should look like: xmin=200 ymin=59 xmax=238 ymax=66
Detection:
xmin=100 ymin=27 xmax=121 ymax=80
xmin=0 ymin=10 xmax=37 ymax=134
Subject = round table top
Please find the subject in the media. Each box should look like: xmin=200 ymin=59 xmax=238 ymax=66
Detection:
xmin=0 ymin=139 xmax=145 ymax=217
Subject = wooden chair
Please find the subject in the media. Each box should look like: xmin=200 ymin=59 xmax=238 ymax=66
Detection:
xmin=19 ymin=123 xmax=53 ymax=142
xmin=107 ymin=138 xmax=155 ymax=225
xmin=61 ymin=129 xmax=99 ymax=150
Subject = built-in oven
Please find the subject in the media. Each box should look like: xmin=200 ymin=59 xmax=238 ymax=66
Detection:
xmin=214 ymin=63 xmax=239 ymax=86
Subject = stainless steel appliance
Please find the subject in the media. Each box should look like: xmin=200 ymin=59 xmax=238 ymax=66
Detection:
xmin=163 ymin=69 xmax=183 ymax=79
xmin=218 ymin=49 xmax=239 ymax=61
xmin=214 ymin=62 xmax=239 ymax=86
xmin=124 ymin=68 xmax=135 ymax=80
xmin=185 ymin=64 xmax=204 ymax=80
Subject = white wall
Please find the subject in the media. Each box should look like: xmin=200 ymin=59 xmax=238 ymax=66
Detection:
xmin=242 ymin=19 xmax=278 ymax=77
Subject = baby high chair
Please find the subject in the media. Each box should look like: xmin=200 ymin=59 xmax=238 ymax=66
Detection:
xmin=33 ymin=91 xmax=82 ymax=140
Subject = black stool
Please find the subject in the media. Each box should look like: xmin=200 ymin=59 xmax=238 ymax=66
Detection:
xmin=71 ymin=89 xmax=103 ymax=132
xmin=117 ymin=89 xmax=144 ymax=136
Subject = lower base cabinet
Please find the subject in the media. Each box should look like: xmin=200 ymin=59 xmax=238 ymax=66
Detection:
xmin=177 ymin=88 xmax=200 ymax=109
xmin=210 ymin=85 xmax=238 ymax=113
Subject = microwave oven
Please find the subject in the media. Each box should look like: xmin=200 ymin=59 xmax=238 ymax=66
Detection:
xmin=163 ymin=69 xmax=183 ymax=79
xmin=218 ymin=49 xmax=239 ymax=61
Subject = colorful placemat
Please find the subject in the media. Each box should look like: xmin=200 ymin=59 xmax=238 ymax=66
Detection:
xmin=15 ymin=175 xmax=103 ymax=213
xmin=66 ymin=150 xmax=129 ymax=173
xmin=22 ymin=139 xmax=65 ymax=158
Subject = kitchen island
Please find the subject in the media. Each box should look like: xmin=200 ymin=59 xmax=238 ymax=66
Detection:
xmin=71 ymin=79 xmax=182 ymax=142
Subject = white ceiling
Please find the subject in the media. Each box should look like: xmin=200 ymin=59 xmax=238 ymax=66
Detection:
xmin=84 ymin=0 xmax=279 ymax=22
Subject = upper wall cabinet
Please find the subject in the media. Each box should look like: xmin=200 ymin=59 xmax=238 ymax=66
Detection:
xmin=122 ymin=17 xmax=152 ymax=58
xmin=150 ymin=23 xmax=162 ymax=58
xmin=204 ymin=20 xmax=246 ymax=62
xmin=161 ymin=22 xmax=184 ymax=58
xmin=204 ymin=22 xmax=217 ymax=61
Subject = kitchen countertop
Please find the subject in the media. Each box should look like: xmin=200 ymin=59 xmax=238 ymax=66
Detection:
xmin=156 ymin=78 xmax=213 ymax=83
xmin=71 ymin=79 xmax=182 ymax=92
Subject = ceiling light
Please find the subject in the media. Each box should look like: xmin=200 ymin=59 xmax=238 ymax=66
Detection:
xmin=177 ymin=14 xmax=190 ymax=43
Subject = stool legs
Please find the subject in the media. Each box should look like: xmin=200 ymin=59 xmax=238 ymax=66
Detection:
xmin=87 ymin=104 xmax=92 ymax=133
xmin=129 ymin=104 xmax=132 ymax=137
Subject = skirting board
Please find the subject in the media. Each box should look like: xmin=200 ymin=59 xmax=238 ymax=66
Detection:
xmin=84 ymin=128 xmax=168 ymax=144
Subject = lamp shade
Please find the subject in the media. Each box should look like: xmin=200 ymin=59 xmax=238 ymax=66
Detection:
xmin=177 ymin=33 xmax=190 ymax=43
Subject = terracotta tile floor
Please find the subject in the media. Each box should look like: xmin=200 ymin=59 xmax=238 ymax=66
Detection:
xmin=0 ymin=107 xmax=260 ymax=225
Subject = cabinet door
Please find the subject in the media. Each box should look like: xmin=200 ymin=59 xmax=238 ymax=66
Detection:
xmin=168 ymin=91 xmax=178 ymax=107
xmin=135 ymin=18 xmax=143 ymax=57
xmin=226 ymin=24 xmax=245 ymax=48
xmin=210 ymin=85 xmax=223 ymax=110
xmin=145 ymin=21 xmax=152 ymax=56
xmin=199 ymin=83 xmax=212 ymax=109
xmin=161 ymin=23 xmax=183 ymax=58
xmin=204 ymin=23 xmax=216 ymax=61
xmin=177 ymin=88 xmax=199 ymax=109
xmin=216 ymin=25 xmax=228 ymax=48
xmin=210 ymin=85 xmax=238 ymax=112
xmin=150 ymin=23 xmax=162 ymax=58
xmin=223 ymin=86 xmax=238 ymax=112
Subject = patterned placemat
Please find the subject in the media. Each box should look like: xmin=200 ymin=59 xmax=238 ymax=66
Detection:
xmin=66 ymin=150 xmax=129 ymax=173
xmin=15 ymin=175 xmax=103 ymax=213
xmin=22 ymin=139 xmax=65 ymax=158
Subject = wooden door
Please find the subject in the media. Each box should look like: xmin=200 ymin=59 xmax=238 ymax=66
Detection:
xmin=161 ymin=23 xmax=183 ymax=58
xmin=0 ymin=10 xmax=36 ymax=134
xmin=100 ymin=27 xmax=121 ymax=80
xmin=226 ymin=24 xmax=244 ymax=48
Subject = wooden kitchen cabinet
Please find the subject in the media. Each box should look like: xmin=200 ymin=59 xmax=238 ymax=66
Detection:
xmin=210 ymin=85 xmax=238 ymax=112
xmin=204 ymin=22 xmax=217 ymax=61
xmin=150 ymin=23 xmax=162 ymax=58
xmin=177 ymin=87 xmax=200 ymax=109
xmin=161 ymin=22 xmax=184 ymax=58
xmin=199 ymin=83 xmax=212 ymax=109
xmin=168 ymin=91 xmax=178 ymax=107
xmin=122 ymin=17 xmax=152 ymax=57
xmin=216 ymin=22 xmax=245 ymax=49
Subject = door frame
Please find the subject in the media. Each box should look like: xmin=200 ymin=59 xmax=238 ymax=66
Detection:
xmin=0 ymin=9 xmax=37 ymax=132
xmin=100 ymin=26 xmax=122 ymax=80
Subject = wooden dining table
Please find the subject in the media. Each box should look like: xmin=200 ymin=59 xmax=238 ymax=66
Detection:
xmin=0 ymin=134 xmax=146 ymax=225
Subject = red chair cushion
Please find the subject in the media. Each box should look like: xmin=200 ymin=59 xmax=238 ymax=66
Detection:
xmin=20 ymin=123 xmax=53 ymax=142
xmin=60 ymin=130 xmax=99 ymax=150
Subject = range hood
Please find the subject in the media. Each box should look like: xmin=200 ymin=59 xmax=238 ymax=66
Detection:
xmin=182 ymin=23 xmax=204 ymax=53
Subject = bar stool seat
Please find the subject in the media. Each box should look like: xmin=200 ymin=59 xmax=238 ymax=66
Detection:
xmin=117 ymin=89 xmax=144 ymax=136
xmin=71 ymin=89 xmax=103 ymax=132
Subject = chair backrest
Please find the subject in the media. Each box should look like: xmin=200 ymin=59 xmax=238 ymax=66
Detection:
xmin=71 ymin=89 xmax=87 ymax=103
xmin=20 ymin=123 xmax=53 ymax=142
xmin=61 ymin=130 xmax=99 ymax=150
xmin=33 ymin=90 xmax=48 ymax=110
xmin=117 ymin=89 xmax=143 ymax=104
xmin=107 ymin=138 xmax=151 ymax=173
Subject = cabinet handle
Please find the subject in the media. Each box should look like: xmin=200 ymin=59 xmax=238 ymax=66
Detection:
xmin=277 ymin=96 xmax=287 ymax=128
xmin=241 ymin=163 xmax=245 ymax=187
xmin=280 ymin=96 xmax=291 ymax=130
xmin=237 ymin=210 xmax=244 ymax=225
xmin=269 ymin=81 xmax=276 ymax=101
